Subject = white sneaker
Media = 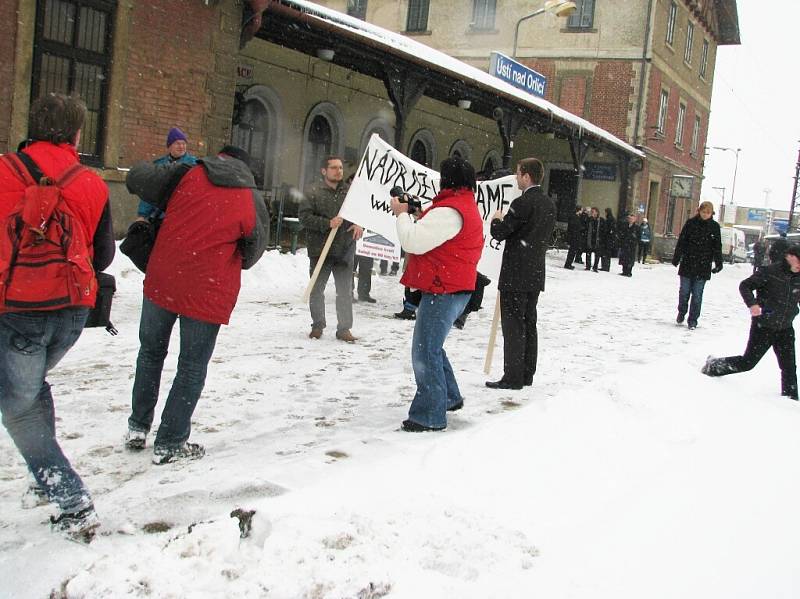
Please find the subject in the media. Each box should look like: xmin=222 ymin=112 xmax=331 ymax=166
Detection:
xmin=124 ymin=428 xmax=147 ymax=451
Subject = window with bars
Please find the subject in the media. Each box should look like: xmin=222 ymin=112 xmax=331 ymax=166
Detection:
xmin=406 ymin=0 xmax=430 ymax=32
xmin=471 ymin=0 xmax=496 ymax=30
xmin=690 ymin=115 xmax=701 ymax=155
xmin=347 ymin=0 xmax=367 ymax=20
xmin=666 ymin=1 xmax=677 ymax=46
xmin=684 ymin=21 xmax=694 ymax=64
xmin=699 ymin=39 xmax=709 ymax=78
xmin=566 ymin=0 xmax=595 ymax=29
xmin=32 ymin=0 xmax=115 ymax=165
xmin=657 ymin=89 xmax=669 ymax=135
xmin=675 ymin=102 xmax=686 ymax=147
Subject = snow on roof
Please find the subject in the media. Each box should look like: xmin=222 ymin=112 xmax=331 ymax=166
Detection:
xmin=279 ymin=0 xmax=645 ymax=160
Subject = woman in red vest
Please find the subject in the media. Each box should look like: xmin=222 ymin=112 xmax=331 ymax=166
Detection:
xmin=390 ymin=157 xmax=484 ymax=431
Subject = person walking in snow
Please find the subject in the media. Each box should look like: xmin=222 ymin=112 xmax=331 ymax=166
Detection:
xmin=124 ymin=146 xmax=268 ymax=464
xmin=0 ymin=94 xmax=115 ymax=541
xmin=702 ymin=244 xmax=800 ymax=400
xmin=391 ymin=156 xmax=484 ymax=431
xmin=672 ymin=201 xmax=723 ymax=329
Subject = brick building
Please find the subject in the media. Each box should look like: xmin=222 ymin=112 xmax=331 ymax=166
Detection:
xmin=320 ymin=0 xmax=740 ymax=257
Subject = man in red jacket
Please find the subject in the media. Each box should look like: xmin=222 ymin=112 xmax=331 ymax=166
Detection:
xmin=124 ymin=146 xmax=268 ymax=464
xmin=0 ymin=94 xmax=114 ymax=542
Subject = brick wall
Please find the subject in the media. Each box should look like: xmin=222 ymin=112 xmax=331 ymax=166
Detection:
xmin=559 ymin=76 xmax=587 ymax=119
xmin=0 ymin=1 xmax=19 ymax=153
xmin=117 ymin=0 xmax=235 ymax=165
xmin=588 ymin=61 xmax=635 ymax=142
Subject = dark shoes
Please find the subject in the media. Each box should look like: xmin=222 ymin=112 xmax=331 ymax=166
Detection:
xmin=394 ymin=309 xmax=416 ymax=320
xmin=485 ymin=379 xmax=523 ymax=390
xmin=358 ymin=295 xmax=377 ymax=303
xmin=152 ymin=442 xmax=205 ymax=465
xmin=401 ymin=419 xmax=445 ymax=432
xmin=676 ymin=313 xmax=685 ymax=324
xmin=336 ymin=329 xmax=358 ymax=343
xmin=51 ymin=504 xmax=100 ymax=543
xmin=563 ymin=265 xmax=575 ymax=270
xmin=447 ymin=400 xmax=464 ymax=412
xmin=688 ymin=323 xmax=697 ymax=330
xmin=453 ymin=316 xmax=466 ymax=330
xmin=309 ymin=328 xmax=323 ymax=339
xmin=124 ymin=428 xmax=147 ymax=451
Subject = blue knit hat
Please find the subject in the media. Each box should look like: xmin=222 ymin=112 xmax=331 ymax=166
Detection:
xmin=166 ymin=127 xmax=188 ymax=147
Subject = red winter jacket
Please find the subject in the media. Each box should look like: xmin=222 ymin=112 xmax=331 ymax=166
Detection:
xmin=0 ymin=142 xmax=110 ymax=308
xmin=143 ymin=159 xmax=264 ymax=325
xmin=400 ymin=188 xmax=484 ymax=294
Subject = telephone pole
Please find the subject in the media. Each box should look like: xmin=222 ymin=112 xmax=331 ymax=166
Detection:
xmin=790 ymin=141 xmax=800 ymax=232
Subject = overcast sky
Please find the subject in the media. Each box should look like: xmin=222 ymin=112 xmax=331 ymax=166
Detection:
xmin=701 ymin=0 xmax=800 ymax=213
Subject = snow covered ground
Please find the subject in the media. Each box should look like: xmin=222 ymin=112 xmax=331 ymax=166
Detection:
xmin=1 ymin=249 xmax=799 ymax=599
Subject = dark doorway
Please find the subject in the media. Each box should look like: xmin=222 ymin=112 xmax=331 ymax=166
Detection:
xmin=547 ymin=169 xmax=578 ymax=222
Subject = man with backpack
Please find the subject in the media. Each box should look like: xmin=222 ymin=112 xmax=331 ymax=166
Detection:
xmin=123 ymin=145 xmax=268 ymax=465
xmin=0 ymin=94 xmax=114 ymax=542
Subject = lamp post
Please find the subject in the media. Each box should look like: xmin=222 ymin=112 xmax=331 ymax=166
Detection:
xmin=709 ymin=146 xmax=741 ymax=206
xmin=513 ymin=0 xmax=577 ymax=59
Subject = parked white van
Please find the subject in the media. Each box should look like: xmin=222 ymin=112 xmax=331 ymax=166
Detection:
xmin=720 ymin=226 xmax=748 ymax=263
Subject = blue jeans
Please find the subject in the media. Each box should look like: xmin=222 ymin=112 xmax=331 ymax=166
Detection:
xmin=678 ymin=276 xmax=707 ymax=326
xmin=407 ymin=292 xmax=470 ymax=429
xmin=0 ymin=308 xmax=92 ymax=514
xmin=129 ymin=297 xmax=220 ymax=448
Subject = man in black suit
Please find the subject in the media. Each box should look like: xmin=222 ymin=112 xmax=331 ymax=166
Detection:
xmin=486 ymin=157 xmax=556 ymax=390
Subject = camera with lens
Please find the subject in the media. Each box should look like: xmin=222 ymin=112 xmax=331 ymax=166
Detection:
xmin=390 ymin=186 xmax=422 ymax=213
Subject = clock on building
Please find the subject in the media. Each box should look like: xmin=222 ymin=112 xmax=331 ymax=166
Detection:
xmin=670 ymin=175 xmax=694 ymax=198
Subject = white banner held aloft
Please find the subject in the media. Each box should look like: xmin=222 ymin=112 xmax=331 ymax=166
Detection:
xmin=339 ymin=134 xmax=522 ymax=281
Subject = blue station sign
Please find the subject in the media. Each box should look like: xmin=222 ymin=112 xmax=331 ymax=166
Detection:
xmin=489 ymin=52 xmax=547 ymax=98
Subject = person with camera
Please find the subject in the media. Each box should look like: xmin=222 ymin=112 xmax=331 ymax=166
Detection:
xmin=123 ymin=146 xmax=268 ymax=465
xmin=486 ymin=157 xmax=555 ymax=390
xmin=672 ymin=201 xmax=723 ymax=329
xmin=390 ymin=157 xmax=484 ymax=432
xmin=0 ymin=94 xmax=114 ymax=541
xmin=299 ymin=156 xmax=363 ymax=342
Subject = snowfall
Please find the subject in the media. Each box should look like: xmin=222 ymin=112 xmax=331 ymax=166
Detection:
xmin=1 ymin=248 xmax=799 ymax=599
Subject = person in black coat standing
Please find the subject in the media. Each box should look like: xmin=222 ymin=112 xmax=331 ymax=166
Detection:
xmin=617 ymin=213 xmax=639 ymax=277
xmin=600 ymin=207 xmax=617 ymax=271
xmin=486 ymin=157 xmax=556 ymax=390
xmin=563 ymin=204 xmax=583 ymax=269
xmin=584 ymin=207 xmax=603 ymax=271
xmin=702 ymin=244 xmax=800 ymax=400
xmin=671 ymin=201 xmax=723 ymax=329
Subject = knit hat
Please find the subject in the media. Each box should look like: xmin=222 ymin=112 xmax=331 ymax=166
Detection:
xmin=166 ymin=127 xmax=188 ymax=147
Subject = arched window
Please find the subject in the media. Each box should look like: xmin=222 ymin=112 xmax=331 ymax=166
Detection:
xmin=300 ymin=103 xmax=344 ymax=189
xmin=449 ymin=139 xmax=472 ymax=163
xmin=232 ymin=99 xmax=269 ymax=188
xmin=407 ymin=129 xmax=437 ymax=168
xmin=482 ymin=150 xmax=502 ymax=178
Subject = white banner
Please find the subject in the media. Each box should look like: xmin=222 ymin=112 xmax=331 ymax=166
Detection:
xmin=339 ymin=134 xmax=522 ymax=281
xmin=355 ymin=231 xmax=402 ymax=262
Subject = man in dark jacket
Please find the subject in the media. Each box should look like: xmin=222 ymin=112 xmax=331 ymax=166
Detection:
xmin=0 ymin=94 xmax=114 ymax=541
xmin=299 ymin=156 xmax=363 ymax=342
xmin=563 ymin=204 xmax=582 ymax=269
xmin=702 ymin=244 xmax=800 ymax=400
xmin=486 ymin=157 xmax=556 ymax=390
xmin=584 ymin=207 xmax=603 ymax=271
xmin=618 ymin=213 xmax=640 ymax=277
xmin=124 ymin=146 xmax=268 ymax=465
xmin=600 ymin=207 xmax=617 ymax=271
xmin=672 ymin=201 xmax=723 ymax=329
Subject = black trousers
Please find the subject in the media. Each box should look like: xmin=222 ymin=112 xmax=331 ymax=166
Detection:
xmin=711 ymin=321 xmax=797 ymax=397
xmin=500 ymin=290 xmax=540 ymax=386
xmin=584 ymin=249 xmax=600 ymax=270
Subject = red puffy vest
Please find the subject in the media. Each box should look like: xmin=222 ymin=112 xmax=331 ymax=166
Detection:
xmin=400 ymin=187 xmax=483 ymax=294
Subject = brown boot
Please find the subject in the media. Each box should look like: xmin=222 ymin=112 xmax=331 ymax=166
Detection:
xmin=335 ymin=329 xmax=358 ymax=343
xmin=309 ymin=328 xmax=323 ymax=339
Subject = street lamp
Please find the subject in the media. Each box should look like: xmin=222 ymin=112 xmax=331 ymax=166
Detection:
xmin=513 ymin=1 xmax=577 ymax=59
xmin=709 ymin=146 xmax=741 ymax=205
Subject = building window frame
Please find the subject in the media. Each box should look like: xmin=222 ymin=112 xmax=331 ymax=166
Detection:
xmin=699 ymin=39 xmax=709 ymax=79
xmin=346 ymin=0 xmax=367 ymax=20
xmin=657 ymin=89 xmax=669 ymax=136
xmin=666 ymin=1 xmax=677 ymax=47
xmin=407 ymin=128 xmax=437 ymax=168
xmin=449 ymin=139 xmax=472 ymax=162
xmin=684 ymin=21 xmax=694 ymax=65
xmin=471 ymin=0 xmax=496 ymax=31
xmin=675 ymin=101 xmax=686 ymax=147
xmin=690 ymin=114 xmax=701 ymax=155
xmin=299 ymin=102 xmax=344 ymax=190
xmin=566 ymin=0 xmax=595 ymax=30
xmin=406 ymin=0 xmax=430 ymax=33
xmin=31 ymin=0 xmax=116 ymax=166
